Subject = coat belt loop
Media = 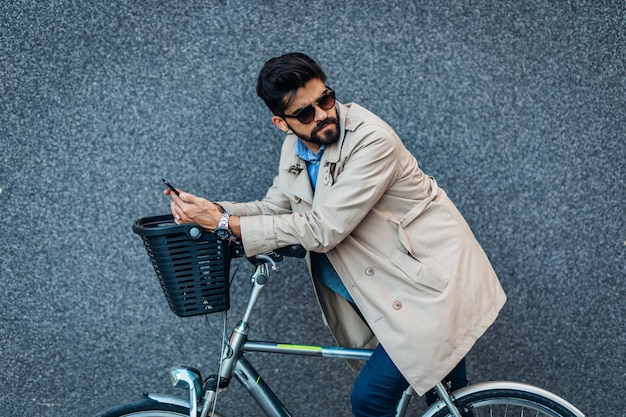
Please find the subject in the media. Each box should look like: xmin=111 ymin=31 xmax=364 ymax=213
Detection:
xmin=388 ymin=217 xmax=414 ymax=255
xmin=399 ymin=176 xmax=438 ymax=228
xmin=428 ymin=176 xmax=438 ymax=199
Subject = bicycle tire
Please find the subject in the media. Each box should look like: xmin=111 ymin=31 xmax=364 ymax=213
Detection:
xmin=93 ymin=396 xmax=224 ymax=417
xmin=430 ymin=386 xmax=582 ymax=417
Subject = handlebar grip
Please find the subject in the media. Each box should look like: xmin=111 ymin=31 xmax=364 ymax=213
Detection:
xmin=245 ymin=245 xmax=307 ymax=266
xmin=274 ymin=245 xmax=307 ymax=258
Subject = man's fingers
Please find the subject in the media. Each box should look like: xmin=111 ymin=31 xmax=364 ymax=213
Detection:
xmin=170 ymin=201 xmax=182 ymax=223
xmin=178 ymin=192 xmax=195 ymax=203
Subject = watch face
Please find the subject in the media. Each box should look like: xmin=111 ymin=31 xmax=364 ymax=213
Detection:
xmin=215 ymin=227 xmax=231 ymax=241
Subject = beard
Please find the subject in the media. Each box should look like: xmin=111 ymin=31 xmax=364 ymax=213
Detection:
xmin=290 ymin=117 xmax=340 ymax=147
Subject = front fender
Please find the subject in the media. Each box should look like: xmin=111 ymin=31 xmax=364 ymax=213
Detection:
xmin=145 ymin=392 xmax=189 ymax=408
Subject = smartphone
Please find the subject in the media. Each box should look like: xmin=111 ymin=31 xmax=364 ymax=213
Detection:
xmin=162 ymin=178 xmax=180 ymax=196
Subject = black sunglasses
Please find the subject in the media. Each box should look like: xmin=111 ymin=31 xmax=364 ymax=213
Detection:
xmin=281 ymin=89 xmax=336 ymax=124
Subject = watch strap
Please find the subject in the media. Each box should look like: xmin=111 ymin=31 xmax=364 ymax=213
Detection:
xmin=218 ymin=211 xmax=231 ymax=231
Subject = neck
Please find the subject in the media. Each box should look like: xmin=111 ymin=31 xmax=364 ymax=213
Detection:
xmin=302 ymin=141 xmax=321 ymax=154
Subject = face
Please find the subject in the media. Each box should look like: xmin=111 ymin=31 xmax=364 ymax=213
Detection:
xmin=272 ymin=78 xmax=340 ymax=152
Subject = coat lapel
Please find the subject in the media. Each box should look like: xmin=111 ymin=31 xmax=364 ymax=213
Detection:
xmin=291 ymin=167 xmax=313 ymax=205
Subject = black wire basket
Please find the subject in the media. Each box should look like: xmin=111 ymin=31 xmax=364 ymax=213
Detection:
xmin=132 ymin=214 xmax=233 ymax=317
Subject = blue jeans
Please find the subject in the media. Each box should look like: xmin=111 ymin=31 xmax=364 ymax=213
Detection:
xmin=350 ymin=344 xmax=468 ymax=417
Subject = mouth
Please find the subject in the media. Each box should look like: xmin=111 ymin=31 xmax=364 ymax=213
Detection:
xmin=317 ymin=119 xmax=336 ymax=131
xmin=319 ymin=122 xmax=332 ymax=131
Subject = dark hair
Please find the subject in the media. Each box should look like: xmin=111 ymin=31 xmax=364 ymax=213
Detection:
xmin=256 ymin=52 xmax=327 ymax=116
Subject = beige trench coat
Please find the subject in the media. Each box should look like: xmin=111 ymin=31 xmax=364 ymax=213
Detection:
xmin=220 ymin=102 xmax=506 ymax=396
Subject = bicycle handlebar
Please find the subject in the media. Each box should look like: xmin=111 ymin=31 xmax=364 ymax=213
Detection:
xmin=230 ymin=240 xmax=306 ymax=263
xmin=272 ymin=244 xmax=307 ymax=258
xmin=240 ymin=242 xmax=307 ymax=266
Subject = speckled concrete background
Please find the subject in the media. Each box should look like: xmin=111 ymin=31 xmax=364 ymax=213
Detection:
xmin=1 ymin=1 xmax=624 ymax=416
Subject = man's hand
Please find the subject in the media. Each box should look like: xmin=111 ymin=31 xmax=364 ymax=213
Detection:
xmin=165 ymin=188 xmax=241 ymax=237
xmin=165 ymin=189 xmax=222 ymax=231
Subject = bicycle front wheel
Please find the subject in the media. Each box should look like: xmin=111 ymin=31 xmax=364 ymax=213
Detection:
xmin=431 ymin=384 xmax=583 ymax=417
xmin=93 ymin=397 xmax=224 ymax=417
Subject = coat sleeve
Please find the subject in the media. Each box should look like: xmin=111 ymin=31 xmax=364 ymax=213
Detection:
xmin=239 ymin=125 xmax=406 ymax=255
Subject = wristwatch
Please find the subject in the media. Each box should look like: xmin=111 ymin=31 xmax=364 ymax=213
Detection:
xmin=215 ymin=210 xmax=232 ymax=241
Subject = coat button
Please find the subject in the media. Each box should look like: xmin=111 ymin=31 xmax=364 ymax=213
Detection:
xmin=393 ymin=301 xmax=402 ymax=310
xmin=365 ymin=267 xmax=375 ymax=276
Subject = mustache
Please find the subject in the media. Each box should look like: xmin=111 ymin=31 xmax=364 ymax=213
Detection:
xmin=313 ymin=117 xmax=338 ymax=133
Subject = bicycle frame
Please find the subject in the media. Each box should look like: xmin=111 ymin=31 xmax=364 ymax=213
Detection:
xmin=134 ymin=254 xmax=585 ymax=417
xmin=142 ymin=258 xmax=468 ymax=417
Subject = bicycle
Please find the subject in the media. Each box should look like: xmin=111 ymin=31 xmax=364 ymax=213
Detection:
xmin=94 ymin=214 xmax=585 ymax=417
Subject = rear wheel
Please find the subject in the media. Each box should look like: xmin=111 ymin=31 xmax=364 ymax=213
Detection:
xmin=432 ymin=387 xmax=582 ymax=417
xmin=93 ymin=397 xmax=224 ymax=417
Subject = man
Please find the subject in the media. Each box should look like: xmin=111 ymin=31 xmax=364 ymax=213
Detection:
xmin=167 ymin=52 xmax=506 ymax=417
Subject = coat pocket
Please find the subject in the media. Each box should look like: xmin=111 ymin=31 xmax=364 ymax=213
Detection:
xmin=390 ymin=249 xmax=448 ymax=293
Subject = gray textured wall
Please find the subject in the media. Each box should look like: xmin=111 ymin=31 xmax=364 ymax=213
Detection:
xmin=1 ymin=1 xmax=624 ymax=416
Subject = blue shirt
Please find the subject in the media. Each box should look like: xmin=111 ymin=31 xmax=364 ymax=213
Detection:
xmin=295 ymin=139 xmax=354 ymax=304
xmin=295 ymin=139 xmax=324 ymax=190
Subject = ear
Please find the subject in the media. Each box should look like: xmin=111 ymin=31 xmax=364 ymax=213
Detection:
xmin=271 ymin=115 xmax=290 ymax=132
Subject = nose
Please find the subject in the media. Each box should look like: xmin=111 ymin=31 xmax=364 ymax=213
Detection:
xmin=313 ymin=103 xmax=329 ymax=122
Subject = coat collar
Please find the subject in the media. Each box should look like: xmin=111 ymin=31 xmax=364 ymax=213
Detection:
xmin=279 ymin=102 xmax=364 ymax=205
xmin=324 ymin=102 xmax=364 ymax=163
